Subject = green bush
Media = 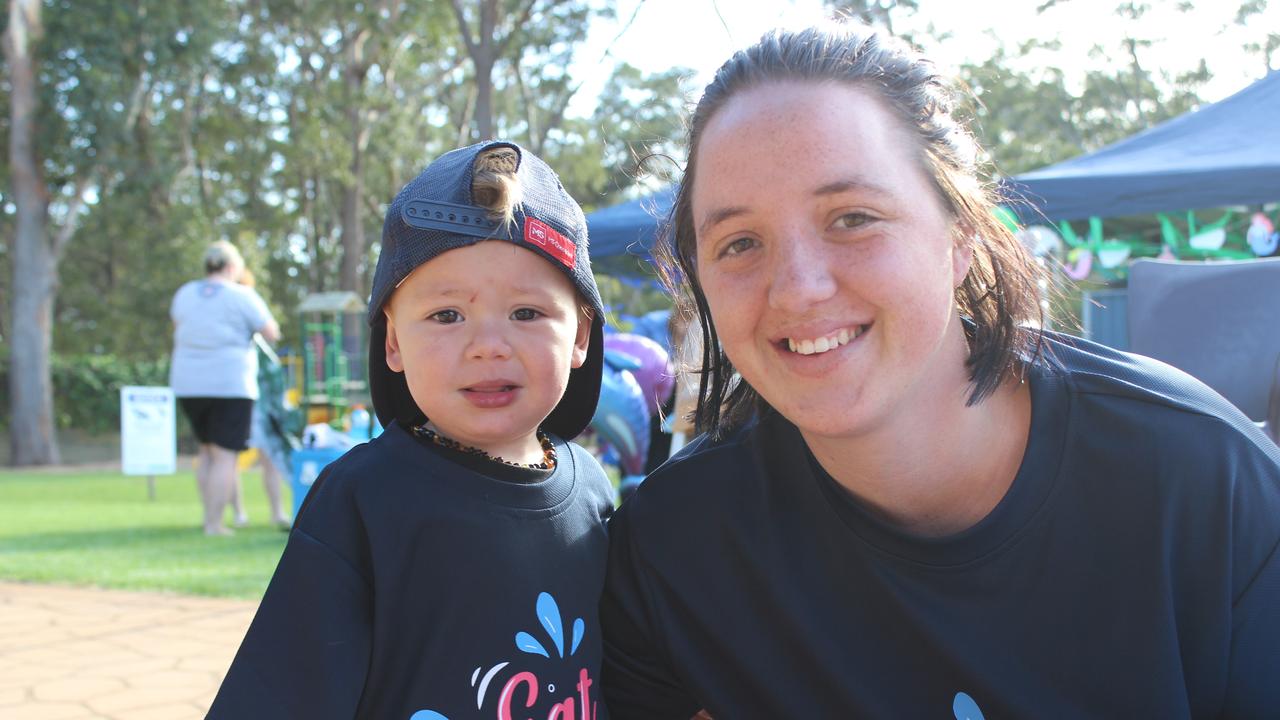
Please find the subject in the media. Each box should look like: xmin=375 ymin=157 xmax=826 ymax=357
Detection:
xmin=0 ymin=354 xmax=172 ymax=434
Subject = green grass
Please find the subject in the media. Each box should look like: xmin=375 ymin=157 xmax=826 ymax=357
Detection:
xmin=0 ymin=467 xmax=290 ymax=599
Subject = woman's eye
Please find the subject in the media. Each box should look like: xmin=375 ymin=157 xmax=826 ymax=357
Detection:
xmin=511 ymin=307 xmax=541 ymax=321
xmin=720 ymin=236 xmax=757 ymax=258
xmin=833 ymin=212 xmax=873 ymax=230
xmin=430 ymin=309 xmax=461 ymax=324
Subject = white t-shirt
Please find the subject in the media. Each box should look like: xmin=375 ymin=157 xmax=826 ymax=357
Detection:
xmin=169 ymin=278 xmax=274 ymax=399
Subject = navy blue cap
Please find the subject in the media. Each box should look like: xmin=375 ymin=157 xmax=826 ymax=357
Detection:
xmin=367 ymin=140 xmax=605 ymax=440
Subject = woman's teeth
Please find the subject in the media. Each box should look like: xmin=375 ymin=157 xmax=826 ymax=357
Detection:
xmin=786 ymin=326 xmax=862 ymax=355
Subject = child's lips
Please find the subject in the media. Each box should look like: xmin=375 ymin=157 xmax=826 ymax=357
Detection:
xmin=464 ymin=380 xmax=519 ymax=393
xmin=461 ymin=380 xmax=520 ymax=408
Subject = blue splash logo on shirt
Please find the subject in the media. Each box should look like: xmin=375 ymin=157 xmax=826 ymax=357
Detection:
xmin=410 ymin=592 xmax=597 ymax=720
xmin=953 ymin=692 xmax=985 ymax=720
xmin=515 ymin=591 xmax=586 ymax=659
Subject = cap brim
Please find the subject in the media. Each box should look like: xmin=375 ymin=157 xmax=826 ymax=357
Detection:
xmin=543 ymin=316 xmax=604 ymax=440
xmin=368 ymin=315 xmax=604 ymax=440
xmin=368 ymin=319 xmax=427 ymax=429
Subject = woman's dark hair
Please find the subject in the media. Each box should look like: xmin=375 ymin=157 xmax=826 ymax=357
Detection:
xmin=654 ymin=22 xmax=1046 ymax=438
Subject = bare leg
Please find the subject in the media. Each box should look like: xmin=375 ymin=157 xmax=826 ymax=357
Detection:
xmin=259 ymin=454 xmax=290 ymax=527
xmin=229 ymin=464 xmax=248 ymax=527
xmin=203 ymin=445 xmax=239 ymax=536
xmin=195 ymin=444 xmax=214 ymax=531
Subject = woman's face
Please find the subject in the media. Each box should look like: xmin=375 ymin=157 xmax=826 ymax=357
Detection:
xmin=691 ymin=81 xmax=974 ymax=442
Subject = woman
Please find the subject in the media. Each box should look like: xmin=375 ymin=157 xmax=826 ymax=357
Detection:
xmin=600 ymin=23 xmax=1280 ymax=718
xmin=170 ymin=241 xmax=280 ymax=536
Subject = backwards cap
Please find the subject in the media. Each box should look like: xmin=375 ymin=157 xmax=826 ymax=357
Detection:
xmin=367 ymin=140 xmax=605 ymax=439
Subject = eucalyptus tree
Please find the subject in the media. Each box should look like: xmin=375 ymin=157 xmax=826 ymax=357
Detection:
xmin=958 ymin=7 xmax=1211 ymax=177
xmin=580 ymin=63 xmax=689 ymax=203
xmin=1235 ymin=0 xmax=1278 ymax=72
xmin=4 ymin=0 xmax=236 ymax=464
xmin=249 ymin=0 xmax=457 ymax=300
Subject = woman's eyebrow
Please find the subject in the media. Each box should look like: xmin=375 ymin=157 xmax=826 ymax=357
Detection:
xmin=814 ymin=177 xmax=893 ymax=198
xmin=699 ymin=178 xmax=894 ymax=235
xmin=697 ymin=205 xmax=749 ymax=237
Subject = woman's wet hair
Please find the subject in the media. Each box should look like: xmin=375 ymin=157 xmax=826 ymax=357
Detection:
xmin=655 ymin=22 xmax=1046 ymax=438
xmin=471 ymin=145 xmax=524 ymax=229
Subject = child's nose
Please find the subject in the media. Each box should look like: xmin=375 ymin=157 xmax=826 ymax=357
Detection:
xmin=467 ymin=321 xmax=513 ymax=359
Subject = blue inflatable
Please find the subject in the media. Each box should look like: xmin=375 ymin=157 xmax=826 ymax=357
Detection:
xmin=590 ymin=349 xmax=651 ymax=491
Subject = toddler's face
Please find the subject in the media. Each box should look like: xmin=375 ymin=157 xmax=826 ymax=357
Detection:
xmin=383 ymin=241 xmax=590 ymax=462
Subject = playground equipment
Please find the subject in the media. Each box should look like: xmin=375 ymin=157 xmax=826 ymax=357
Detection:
xmin=297 ymin=291 xmax=368 ymax=426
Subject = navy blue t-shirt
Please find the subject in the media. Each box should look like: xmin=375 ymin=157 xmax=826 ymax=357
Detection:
xmin=208 ymin=422 xmax=615 ymax=719
xmin=601 ymin=332 xmax=1280 ymax=718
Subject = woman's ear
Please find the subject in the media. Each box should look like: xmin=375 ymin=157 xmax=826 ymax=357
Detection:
xmin=384 ymin=311 xmax=405 ymax=373
xmin=571 ymin=308 xmax=593 ymax=369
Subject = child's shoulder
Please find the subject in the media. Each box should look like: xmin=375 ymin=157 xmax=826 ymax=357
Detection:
xmin=555 ymin=436 xmax=615 ymax=504
xmin=306 ymin=425 xmax=428 ymax=494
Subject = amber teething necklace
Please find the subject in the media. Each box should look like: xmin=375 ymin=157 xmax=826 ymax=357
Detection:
xmin=411 ymin=424 xmax=557 ymax=471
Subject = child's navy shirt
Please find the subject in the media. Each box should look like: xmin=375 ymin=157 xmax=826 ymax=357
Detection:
xmin=601 ymin=332 xmax=1280 ymax=718
xmin=209 ymin=421 xmax=615 ymax=719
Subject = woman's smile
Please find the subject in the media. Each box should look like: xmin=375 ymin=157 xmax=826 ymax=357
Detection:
xmin=693 ymin=80 xmax=973 ymax=439
xmin=781 ymin=323 xmax=869 ymax=355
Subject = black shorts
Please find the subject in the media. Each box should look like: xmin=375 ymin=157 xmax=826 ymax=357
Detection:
xmin=179 ymin=397 xmax=254 ymax=451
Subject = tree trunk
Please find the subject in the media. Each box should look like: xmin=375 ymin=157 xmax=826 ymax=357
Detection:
xmin=339 ymin=74 xmax=366 ymax=297
xmin=451 ymin=0 xmax=500 ymax=142
xmin=5 ymin=0 xmax=60 ymax=465
xmin=474 ymin=54 xmax=494 ymax=140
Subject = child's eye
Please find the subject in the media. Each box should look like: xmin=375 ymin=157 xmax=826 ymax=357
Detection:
xmin=718 ymin=236 xmax=757 ymax=258
xmin=833 ymin=212 xmax=874 ymax=230
xmin=511 ymin=307 xmax=542 ymax=321
xmin=430 ymin=309 xmax=462 ymax=324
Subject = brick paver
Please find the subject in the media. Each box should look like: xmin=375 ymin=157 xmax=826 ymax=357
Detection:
xmin=0 ymin=582 xmax=255 ymax=720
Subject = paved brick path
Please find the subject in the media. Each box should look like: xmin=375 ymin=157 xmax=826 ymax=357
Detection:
xmin=0 ymin=582 xmax=255 ymax=719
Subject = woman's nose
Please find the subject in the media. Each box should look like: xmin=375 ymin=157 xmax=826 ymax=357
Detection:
xmin=767 ymin=233 xmax=838 ymax=312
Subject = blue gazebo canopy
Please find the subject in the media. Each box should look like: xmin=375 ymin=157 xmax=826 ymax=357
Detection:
xmin=585 ymin=185 xmax=676 ymax=259
xmin=1005 ymin=71 xmax=1280 ymax=222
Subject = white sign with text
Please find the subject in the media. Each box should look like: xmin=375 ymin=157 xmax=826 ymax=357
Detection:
xmin=120 ymin=386 xmax=176 ymax=476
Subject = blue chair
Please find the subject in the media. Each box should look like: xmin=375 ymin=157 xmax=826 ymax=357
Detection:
xmin=1127 ymin=257 xmax=1280 ymax=444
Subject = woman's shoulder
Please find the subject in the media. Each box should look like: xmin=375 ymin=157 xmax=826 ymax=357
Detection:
xmin=223 ymin=280 xmax=269 ymax=308
xmin=1037 ymin=330 xmax=1264 ymax=437
xmin=620 ymin=422 xmax=773 ymax=519
xmin=170 ymin=279 xmax=203 ymax=306
xmin=1036 ymin=330 xmax=1280 ymax=504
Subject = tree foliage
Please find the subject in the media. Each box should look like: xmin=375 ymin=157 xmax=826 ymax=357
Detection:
xmin=959 ymin=37 xmax=1210 ymax=176
xmin=1 ymin=0 xmax=691 ymax=463
xmin=13 ymin=0 xmax=1270 ymax=461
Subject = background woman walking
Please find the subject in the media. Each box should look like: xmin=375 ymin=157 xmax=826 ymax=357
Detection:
xmin=169 ymin=241 xmax=279 ymax=536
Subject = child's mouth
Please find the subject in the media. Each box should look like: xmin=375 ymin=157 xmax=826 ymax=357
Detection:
xmin=462 ymin=382 xmax=520 ymax=408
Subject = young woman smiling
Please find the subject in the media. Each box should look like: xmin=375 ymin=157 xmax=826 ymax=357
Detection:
xmin=600 ymin=22 xmax=1280 ymax=719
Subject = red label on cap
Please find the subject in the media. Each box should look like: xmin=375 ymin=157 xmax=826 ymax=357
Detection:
xmin=524 ymin=218 xmax=575 ymax=269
